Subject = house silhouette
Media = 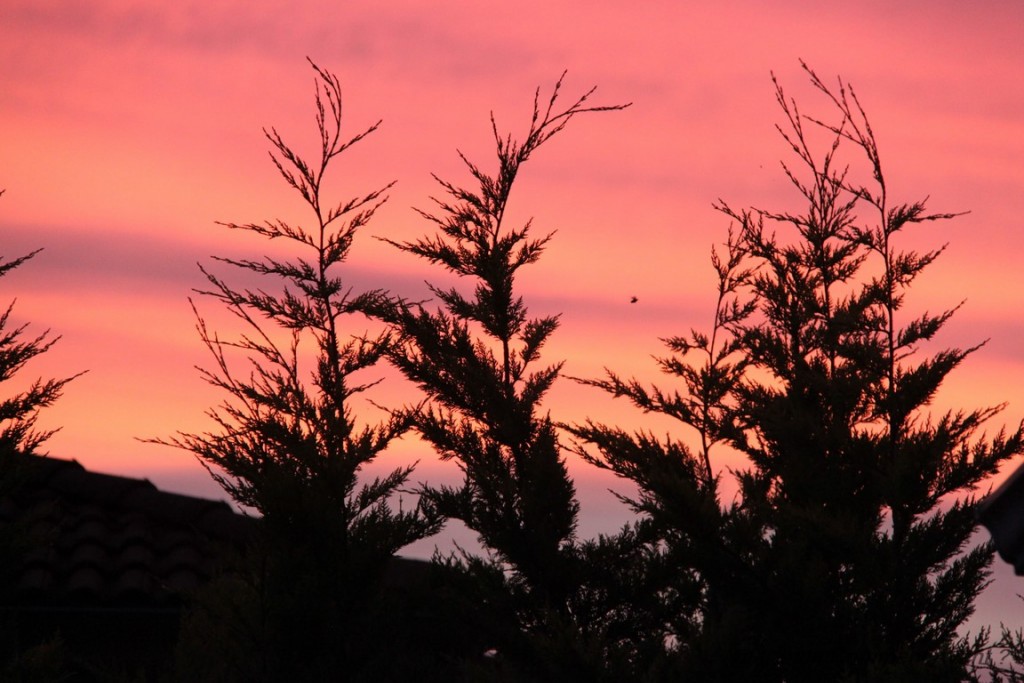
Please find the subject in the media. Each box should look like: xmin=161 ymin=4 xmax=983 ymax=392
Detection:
xmin=1 ymin=454 xmax=253 ymax=675
xmin=1 ymin=454 xmax=435 ymax=678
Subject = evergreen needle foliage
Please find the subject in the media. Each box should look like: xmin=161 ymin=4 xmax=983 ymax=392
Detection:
xmin=0 ymin=228 xmax=79 ymax=456
xmin=157 ymin=62 xmax=440 ymax=681
xmin=569 ymin=63 xmax=1024 ymax=681
xmin=1 ymin=188 xmax=80 ymax=679
xmin=379 ymin=74 xmax=632 ymax=676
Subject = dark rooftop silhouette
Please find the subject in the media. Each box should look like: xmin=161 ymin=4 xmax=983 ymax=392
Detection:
xmin=2 ymin=454 xmax=434 ymax=677
xmin=2 ymin=454 xmax=252 ymax=610
xmin=0 ymin=454 xmax=258 ymax=675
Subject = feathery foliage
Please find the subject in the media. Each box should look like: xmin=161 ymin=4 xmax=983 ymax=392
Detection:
xmin=0 ymin=188 xmax=80 ymax=679
xmin=380 ymin=74 xmax=633 ymax=676
xmin=0 ymin=223 xmax=79 ymax=457
xmin=157 ymin=62 xmax=440 ymax=680
xmin=570 ymin=63 xmax=1023 ymax=681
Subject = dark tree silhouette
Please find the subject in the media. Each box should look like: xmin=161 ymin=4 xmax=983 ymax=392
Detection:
xmin=0 ymin=190 xmax=81 ymax=490
xmin=0 ymin=239 xmax=77 ymax=457
xmin=981 ymin=626 xmax=1024 ymax=682
xmin=158 ymin=62 xmax=440 ymax=681
xmin=0 ymin=188 xmax=80 ymax=679
xmin=569 ymin=63 xmax=1024 ymax=681
xmin=379 ymin=75 xmax=635 ymax=678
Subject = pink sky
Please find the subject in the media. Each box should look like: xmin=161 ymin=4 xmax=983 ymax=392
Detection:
xmin=2 ymin=0 xmax=1024 ymax=629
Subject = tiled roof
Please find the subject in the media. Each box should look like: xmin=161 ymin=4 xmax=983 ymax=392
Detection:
xmin=1 ymin=454 xmax=253 ymax=611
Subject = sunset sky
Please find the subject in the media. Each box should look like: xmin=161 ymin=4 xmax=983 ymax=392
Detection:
xmin=2 ymin=1 xmax=1023 ymax=629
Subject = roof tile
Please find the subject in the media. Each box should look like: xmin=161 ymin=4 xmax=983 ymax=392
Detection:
xmin=3 ymin=454 xmax=252 ymax=610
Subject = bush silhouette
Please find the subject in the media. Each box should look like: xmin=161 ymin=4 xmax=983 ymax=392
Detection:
xmin=157 ymin=61 xmax=1024 ymax=681
xmin=158 ymin=61 xmax=441 ymax=681
xmin=568 ymin=63 xmax=1024 ymax=681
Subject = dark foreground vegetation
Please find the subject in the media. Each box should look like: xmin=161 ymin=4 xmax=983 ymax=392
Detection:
xmin=4 ymin=62 xmax=1024 ymax=681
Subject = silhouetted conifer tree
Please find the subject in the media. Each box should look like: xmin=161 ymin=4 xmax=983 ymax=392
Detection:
xmin=379 ymin=76 xmax=633 ymax=678
xmin=0 ymin=236 xmax=76 ymax=458
xmin=0 ymin=190 xmax=80 ymax=501
xmin=158 ymin=62 xmax=440 ymax=681
xmin=570 ymin=63 xmax=1024 ymax=682
xmin=979 ymin=626 xmax=1024 ymax=682
xmin=0 ymin=189 xmax=79 ymax=679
